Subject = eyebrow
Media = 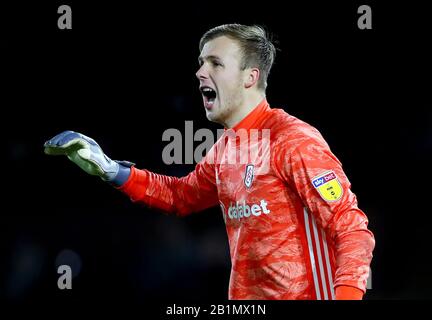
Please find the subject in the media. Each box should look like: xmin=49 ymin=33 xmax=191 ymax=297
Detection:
xmin=198 ymin=55 xmax=222 ymax=64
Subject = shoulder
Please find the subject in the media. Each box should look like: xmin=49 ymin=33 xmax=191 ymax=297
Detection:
xmin=267 ymin=108 xmax=343 ymax=175
xmin=265 ymin=107 xmax=328 ymax=149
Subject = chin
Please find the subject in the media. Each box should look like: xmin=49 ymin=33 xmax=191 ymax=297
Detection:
xmin=205 ymin=111 xmax=223 ymax=125
xmin=206 ymin=111 xmax=218 ymax=122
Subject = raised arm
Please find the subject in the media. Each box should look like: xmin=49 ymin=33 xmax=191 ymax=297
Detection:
xmin=44 ymin=130 xmax=219 ymax=216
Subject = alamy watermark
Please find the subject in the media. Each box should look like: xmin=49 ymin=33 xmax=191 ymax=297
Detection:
xmin=357 ymin=5 xmax=372 ymax=30
xmin=161 ymin=121 xmax=271 ymax=173
xmin=57 ymin=264 xmax=72 ymax=289
xmin=57 ymin=5 xmax=72 ymax=30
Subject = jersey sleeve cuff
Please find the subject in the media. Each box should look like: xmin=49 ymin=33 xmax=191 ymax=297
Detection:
xmin=109 ymin=161 xmax=134 ymax=187
xmin=335 ymin=285 xmax=364 ymax=300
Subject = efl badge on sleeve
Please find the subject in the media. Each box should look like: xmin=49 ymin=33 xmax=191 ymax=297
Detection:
xmin=244 ymin=164 xmax=254 ymax=188
xmin=312 ymin=171 xmax=343 ymax=202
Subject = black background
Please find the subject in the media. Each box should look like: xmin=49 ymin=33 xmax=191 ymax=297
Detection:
xmin=1 ymin=0 xmax=431 ymax=311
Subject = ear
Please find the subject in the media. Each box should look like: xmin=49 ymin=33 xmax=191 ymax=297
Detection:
xmin=244 ymin=68 xmax=260 ymax=89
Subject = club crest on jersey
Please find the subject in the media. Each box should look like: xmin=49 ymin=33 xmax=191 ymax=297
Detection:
xmin=244 ymin=164 xmax=254 ymax=188
xmin=312 ymin=171 xmax=343 ymax=202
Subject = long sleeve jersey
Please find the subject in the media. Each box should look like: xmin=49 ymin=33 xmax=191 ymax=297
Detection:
xmin=118 ymin=99 xmax=375 ymax=300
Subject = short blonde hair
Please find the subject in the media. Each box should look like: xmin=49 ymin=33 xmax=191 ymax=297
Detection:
xmin=199 ymin=24 xmax=277 ymax=91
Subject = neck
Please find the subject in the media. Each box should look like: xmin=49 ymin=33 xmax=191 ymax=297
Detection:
xmin=224 ymin=91 xmax=266 ymax=128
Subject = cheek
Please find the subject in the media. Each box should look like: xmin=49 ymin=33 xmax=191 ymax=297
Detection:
xmin=218 ymin=70 xmax=241 ymax=85
xmin=214 ymin=70 xmax=242 ymax=100
xmin=218 ymin=76 xmax=240 ymax=95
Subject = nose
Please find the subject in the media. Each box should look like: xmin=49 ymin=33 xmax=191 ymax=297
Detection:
xmin=195 ymin=64 xmax=208 ymax=80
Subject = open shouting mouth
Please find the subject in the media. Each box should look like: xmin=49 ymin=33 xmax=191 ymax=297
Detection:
xmin=200 ymin=86 xmax=217 ymax=110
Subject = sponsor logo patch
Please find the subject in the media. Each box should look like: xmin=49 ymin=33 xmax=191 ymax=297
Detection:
xmin=223 ymin=199 xmax=271 ymax=221
xmin=312 ymin=171 xmax=343 ymax=202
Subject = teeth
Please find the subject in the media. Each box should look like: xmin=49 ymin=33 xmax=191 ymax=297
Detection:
xmin=201 ymin=86 xmax=216 ymax=102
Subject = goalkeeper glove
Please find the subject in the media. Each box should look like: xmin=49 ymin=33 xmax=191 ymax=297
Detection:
xmin=44 ymin=130 xmax=132 ymax=186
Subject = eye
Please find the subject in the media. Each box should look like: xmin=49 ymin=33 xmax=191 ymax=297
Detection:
xmin=212 ymin=61 xmax=223 ymax=67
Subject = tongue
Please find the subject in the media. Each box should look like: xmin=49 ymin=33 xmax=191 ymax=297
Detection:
xmin=205 ymin=98 xmax=215 ymax=110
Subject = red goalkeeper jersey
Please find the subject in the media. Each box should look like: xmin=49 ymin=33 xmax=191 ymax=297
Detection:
xmin=118 ymin=99 xmax=375 ymax=300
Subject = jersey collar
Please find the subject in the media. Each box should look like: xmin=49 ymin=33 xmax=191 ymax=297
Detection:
xmin=231 ymin=99 xmax=270 ymax=132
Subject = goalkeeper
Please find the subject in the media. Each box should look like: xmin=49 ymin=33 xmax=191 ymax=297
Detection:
xmin=44 ymin=24 xmax=375 ymax=300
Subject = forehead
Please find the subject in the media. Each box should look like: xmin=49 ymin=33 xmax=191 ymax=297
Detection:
xmin=199 ymin=36 xmax=242 ymax=60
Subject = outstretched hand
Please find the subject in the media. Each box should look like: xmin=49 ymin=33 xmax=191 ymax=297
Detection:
xmin=44 ymin=130 xmax=119 ymax=181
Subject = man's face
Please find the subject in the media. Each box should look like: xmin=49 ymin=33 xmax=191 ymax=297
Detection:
xmin=196 ymin=36 xmax=246 ymax=126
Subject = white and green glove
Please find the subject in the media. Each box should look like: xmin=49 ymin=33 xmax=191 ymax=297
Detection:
xmin=44 ymin=130 xmax=132 ymax=186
